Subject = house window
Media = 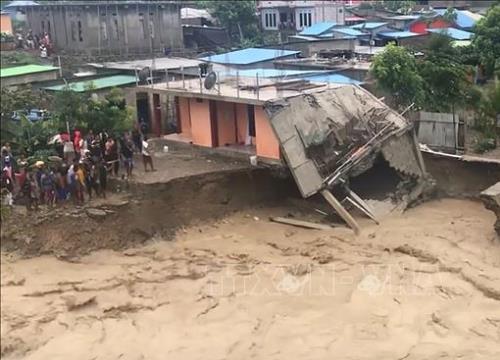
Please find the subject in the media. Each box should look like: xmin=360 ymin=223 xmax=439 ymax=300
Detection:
xmin=298 ymin=9 xmax=312 ymax=28
xmin=138 ymin=13 xmax=147 ymax=39
xmin=263 ymin=10 xmax=277 ymax=29
xmin=112 ymin=13 xmax=119 ymax=40
xmin=100 ymin=14 xmax=108 ymax=41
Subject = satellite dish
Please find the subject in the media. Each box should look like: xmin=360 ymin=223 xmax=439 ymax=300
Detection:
xmin=204 ymin=71 xmax=217 ymax=90
xmin=138 ymin=67 xmax=150 ymax=84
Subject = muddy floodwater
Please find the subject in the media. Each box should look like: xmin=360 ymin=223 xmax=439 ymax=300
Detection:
xmin=1 ymin=198 xmax=500 ymax=360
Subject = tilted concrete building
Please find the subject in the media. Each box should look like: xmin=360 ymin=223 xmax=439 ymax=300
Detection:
xmin=20 ymin=1 xmax=183 ymax=55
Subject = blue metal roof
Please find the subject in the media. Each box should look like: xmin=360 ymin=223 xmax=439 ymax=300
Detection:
xmin=302 ymin=73 xmax=361 ymax=85
xmin=378 ymin=31 xmax=421 ymax=39
xmin=331 ymin=27 xmax=367 ymax=37
xmin=299 ymin=22 xmax=337 ymax=36
xmin=233 ymin=69 xmax=323 ymax=78
xmin=428 ymin=27 xmax=473 ymax=40
xmin=201 ymin=48 xmax=300 ymax=65
xmin=434 ymin=9 xmax=482 ymax=29
xmin=351 ymin=22 xmax=388 ymax=30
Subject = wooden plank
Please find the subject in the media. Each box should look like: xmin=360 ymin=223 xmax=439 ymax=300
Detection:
xmin=321 ymin=189 xmax=361 ymax=235
xmin=270 ymin=217 xmax=334 ymax=231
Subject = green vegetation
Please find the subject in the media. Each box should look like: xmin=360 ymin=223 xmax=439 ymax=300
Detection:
xmin=472 ymin=5 xmax=500 ymax=77
xmin=371 ymin=5 xmax=500 ymax=153
xmin=197 ymin=0 xmax=260 ymax=46
xmin=1 ymin=85 xmax=133 ymax=158
xmin=371 ymin=44 xmax=424 ymax=110
xmin=0 ymin=51 xmax=41 ymax=68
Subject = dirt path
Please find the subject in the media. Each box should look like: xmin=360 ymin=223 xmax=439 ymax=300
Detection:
xmin=1 ymin=198 xmax=499 ymax=360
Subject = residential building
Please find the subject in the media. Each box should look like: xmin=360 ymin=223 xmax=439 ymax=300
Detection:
xmin=433 ymin=9 xmax=483 ymax=31
xmin=257 ymin=0 xmax=345 ymax=35
xmin=18 ymin=1 xmax=183 ymax=55
xmin=0 ymin=64 xmax=60 ymax=88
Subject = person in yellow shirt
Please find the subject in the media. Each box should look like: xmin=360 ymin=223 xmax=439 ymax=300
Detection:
xmin=74 ymin=163 xmax=86 ymax=204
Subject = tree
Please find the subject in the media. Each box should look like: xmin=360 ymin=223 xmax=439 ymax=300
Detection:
xmin=419 ymin=34 xmax=470 ymax=112
xmin=0 ymin=85 xmax=50 ymax=147
xmin=198 ymin=0 xmax=259 ymax=44
xmin=472 ymin=4 xmax=500 ymax=77
xmin=443 ymin=7 xmax=458 ymax=23
xmin=371 ymin=44 xmax=424 ymax=109
xmin=381 ymin=0 xmax=416 ymax=14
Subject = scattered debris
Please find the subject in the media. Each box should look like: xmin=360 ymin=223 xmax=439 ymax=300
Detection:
xmin=86 ymin=208 xmax=108 ymax=219
xmin=271 ymin=217 xmax=334 ymax=231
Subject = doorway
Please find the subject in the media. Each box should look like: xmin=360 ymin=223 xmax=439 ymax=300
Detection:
xmin=153 ymin=93 xmax=162 ymax=137
xmin=136 ymin=92 xmax=150 ymax=133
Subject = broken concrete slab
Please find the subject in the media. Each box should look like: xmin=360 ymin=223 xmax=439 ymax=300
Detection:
xmin=480 ymin=182 xmax=500 ymax=236
xmin=264 ymin=85 xmax=425 ymax=198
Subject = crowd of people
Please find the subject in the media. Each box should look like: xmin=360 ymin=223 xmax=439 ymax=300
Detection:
xmin=1 ymin=126 xmax=155 ymax=212
xmin=16 ymin=29 xmax=52 ymax=57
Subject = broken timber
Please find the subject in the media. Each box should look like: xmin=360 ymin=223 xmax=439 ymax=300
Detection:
xmin=270 ymin=217 xmax=335 ymax=231
xmin=321 ymin=190 xmax=360 ymax=234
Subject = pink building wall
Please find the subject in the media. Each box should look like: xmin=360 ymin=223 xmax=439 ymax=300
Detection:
xmin=255 ymin=106 xmax=280 ymax=160
xmin=175 ymin=97 xmax=280 ymax=160
xmin=216 ymin=101 xmax=236 ymax=146
xmin=189 ymin=98 xmax=213 ymax=147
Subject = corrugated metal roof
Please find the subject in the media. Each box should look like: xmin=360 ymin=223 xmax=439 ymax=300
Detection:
xmin=3 ymin=0 xmax=38 ymax=8
xmin=43 ymin=75 xmax=136 ymax=92
xmin=387 ymin=15 xmax=420 ymax=21
xmin=236 ymin=69 xmax=323 ymax=78
xmin=302 ymin=73 xmax=361 ymax=85
xmin=378 ymin=31 xmax=421 ymax=39
xmin=331 ymin=27 xmax=366 ymax=37
xmin=202 ymin=48 xmax=300 ymax=65
xmin=299 ymin=22 xmax=337 ymax=36
xmin=434 ymin=9 xmax=482 ymax=29
xmin=0 ymin=64 xmax=59 ymax=78
xmin=428 ymin=27 xmax=473 ymax=40
xmin=351 ymin=22 xmax=388 ymax=30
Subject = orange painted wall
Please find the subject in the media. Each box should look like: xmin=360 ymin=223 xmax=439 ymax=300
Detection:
xmin=235 ymin=103 xmax=249 ymax=144
xmin=255 ymin=106 xmax=280 ymax=160
xmin=177 ymin=97 xmax=192 ymax=137
xmin=0 ymin=14 xmax=13 ymax=34
xmin=189 ymin=98 xmax=212 ymax=147
xmin=216 ymin=101 xmax=236 ymax=146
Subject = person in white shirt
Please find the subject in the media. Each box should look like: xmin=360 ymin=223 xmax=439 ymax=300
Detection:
xmin=141 ymin=136 xmax=155 ymax=172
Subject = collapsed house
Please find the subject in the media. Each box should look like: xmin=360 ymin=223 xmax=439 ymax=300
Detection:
xmin=264 ymin=85 xmax=427 ymax=232
xmin=140 ymin=71 xmax=427 ymax=233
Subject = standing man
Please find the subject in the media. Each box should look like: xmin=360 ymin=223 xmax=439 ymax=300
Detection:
xmin=120 ymin=134 xmax=134 ymax=178
xmin=141 ymin=136 xmax=155 ymax=172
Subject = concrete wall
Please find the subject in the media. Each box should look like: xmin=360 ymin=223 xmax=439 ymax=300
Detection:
xmin=283 ymin=38 xmax=355 ymax=57
xmin=1 ymin=71 xmax=59 ymax=88
xmin=24 ymin=3 xmax=183 ymax=55
xmin=255 ymin=106 xmax=280 ymax=160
